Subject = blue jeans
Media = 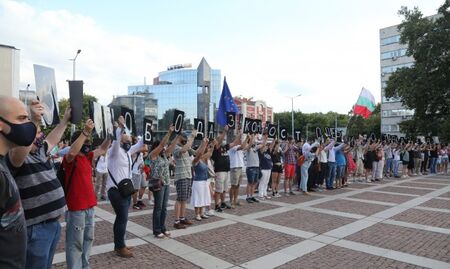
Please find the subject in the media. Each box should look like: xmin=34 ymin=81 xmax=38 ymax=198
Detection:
xmin=393 ymin=160 xmax=401 ymax=177
xmin=300 ymin=164 xmax=310 ymax=192
xmin=326 ymin=162 xmax=336 ymax=189
xmin=26 ymin=219 xmax=61 ymax=269
xmin=385 ymin=159 xmax=393 ymax=175
xmin=246 ymin=167 xmax=260 ymax=184
xmin=336 ymin=165 xmax=346 ymax=181
xmin=152 ymin=185 xmax=170 ymax=235
xmin=108 ymin=188 xmax=131 ymax=249
xmin=65 ymin=208 xmax=95 ymax=269
xmin=430 ymin=157 xmax=437 ymax=173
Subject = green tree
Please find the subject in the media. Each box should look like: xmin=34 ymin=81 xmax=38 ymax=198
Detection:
xmin=385 ymin=1 xmax=450 ymax=142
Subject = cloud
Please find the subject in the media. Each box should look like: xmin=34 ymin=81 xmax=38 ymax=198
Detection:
xmin=0 ymin=0 xmax=199 ymax=105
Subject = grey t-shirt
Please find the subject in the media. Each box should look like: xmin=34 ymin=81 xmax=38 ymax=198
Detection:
xmin=0 ymin=155 xmax=26 ymax=269
xmin=173 ymin=145 xmax=192 ymax=181
xmin=246 ymin=146 xmax=260 ymax=168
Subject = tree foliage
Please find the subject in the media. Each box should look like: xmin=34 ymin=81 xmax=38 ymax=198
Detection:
xmin=385 ymin=1 xmax=450 ymax=141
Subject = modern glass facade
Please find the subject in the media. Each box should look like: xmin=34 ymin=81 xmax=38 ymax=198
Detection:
xmin=128 ymin=66 xmax=221 ymax=130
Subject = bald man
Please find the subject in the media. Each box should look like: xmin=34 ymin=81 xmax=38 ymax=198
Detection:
xmin=7 ymin=100 xmax=71 ymax=269
xmin=0 ymin=96 xmax=37 ymax=269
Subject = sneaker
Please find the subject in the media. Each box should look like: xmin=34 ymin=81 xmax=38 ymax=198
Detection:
xmin=289 ymin=191 xmax=296 ymax=196
xmin=265 ymin=195 xmax=272 ymax=200
xmin=215 ymin=205 xmax=223 ymax=212
xmin=173 ymin=222 xmax=186 ymax=229
xmin=251 ymin=197 xmax=260 ymax=203
xmin=275 ymin=193 xmax=282 ymax=198
xmin=205 ymin=210 xmax=215 ymax=216
xmin=137 ymin=201 xmax=146 ymax=208
xmin=259 ymin=196 xmax=266 ymax=200
xmin=180 ymin=218 xmax=193 ymax=225
xmin=195 ymin=215 xmax=202 ymax=221
xmin=284 ymin=192 xmax=290 ymax=196
xmin=246 ymin=197 xmax=254 ymax=203
xmin=366 ymin=180 xmax=372 ymax=183
xmin=221 ymin=202 xmax=231 ymax=209
xmin=200 ymin=214 xmax=209 ymax=219
xmin=132 ymin=203 xmax=142 ymax=210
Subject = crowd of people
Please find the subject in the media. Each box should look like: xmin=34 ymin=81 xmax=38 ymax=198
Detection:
xmin=0 ymin=96 xmax=449 ymax=269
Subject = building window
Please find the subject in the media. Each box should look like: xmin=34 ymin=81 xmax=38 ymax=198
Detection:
xmin=382 ymin=96 xmax=402 ymax=103
xmin=381 ymin=35 xmax=401 ymax=45
xmin=381 ymin=124 xmax=400 ymax=132
xmin=381 ymin=62 xmax=414 ymax=74
xmin=382 ymin=109 xmax=414 ymax=117
xmin=381 ymin=48 xmax=407 ymax=60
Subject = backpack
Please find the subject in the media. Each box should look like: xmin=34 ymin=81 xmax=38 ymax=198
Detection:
xmin=56 ymin=159 xmax=77 ymax=195
xmin=297 ymin=155 xmax=305 ymax=166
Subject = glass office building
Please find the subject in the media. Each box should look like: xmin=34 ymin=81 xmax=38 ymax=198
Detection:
xmin=128 ymin=63 xmax=221 ymax=130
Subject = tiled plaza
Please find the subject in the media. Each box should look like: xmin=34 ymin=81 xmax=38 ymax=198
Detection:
xmin=53 ymin=174 xmax=450 ymax=269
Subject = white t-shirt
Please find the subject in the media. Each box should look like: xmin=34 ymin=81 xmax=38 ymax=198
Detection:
xmin=96 ymin=155 xmax=108 ymax=174
xmin=229 ymin=145 xmax=244 ymax=168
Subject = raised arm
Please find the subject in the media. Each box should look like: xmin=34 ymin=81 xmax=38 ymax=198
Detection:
xmin=8 ymin=100 xmax=44 ymax=167
xmin=229 ymin=132 xmax=242 ymax=148
xmin=93 ymin=133 xmax=112 ymax=160
xmin=46 ymin=106 xmax=71 ymax=153
xmin=151 ymin=125 xmax=174 ymax=159
xmin=66 ymin=119 xmax=94 ymax=163
xmin=180 ymin=130 xmax=197 ymax=154
xmin=324 ymin=139 xmax=336 ymax=151
xmin=215 ymin=126 xmax=229 ymax=149
xmin=166 ymin=134 xmax=180 ymax=156
xmin=193 ymin=138 xmax=208 ymax=165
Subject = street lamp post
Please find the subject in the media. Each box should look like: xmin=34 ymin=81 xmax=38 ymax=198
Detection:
xmin=289 ymin=94 xmax=301 ymax=138
xmin=69 ymin=49 xmax=82 ymax=80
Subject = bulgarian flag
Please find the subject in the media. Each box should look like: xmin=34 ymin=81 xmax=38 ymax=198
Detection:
xmin=353 ymin=87 xmax=376 ymax=119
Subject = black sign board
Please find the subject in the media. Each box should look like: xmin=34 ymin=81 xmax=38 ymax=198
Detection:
xmin=226 ymin=112 xmax=236 ymax=129
xmin=294 ymin=129 xmax=301 ymax=142
xmin=315 ymin=127 xmax=322 ymax=139
xmin=279 ymin=127 xmax=288 ymax=140
xmin=172 ymin=109 xmax=185 ymax=134
xmin=370 ymin=133 xmax=376 ymax=141
xmin=143 ymin=118 xmax=153 ymax=145
xmin=243 ymin=118 xmax=252 ymax=134
xmin=194 ymin=118 xmax=205 ymax=140
xmin=267 ymin=124 xmax=277 ymax=138
xmin=325 ymin=127 xmax=331 ymax=137
xmin=208 ymin=121 xmax=215 ymax=140
xmin=103 ymin=106 xmax=114 ymax=140
xmin=68 ymin=80 xmax=83 ymax=125
xmin=121 ymin=106 xmax=136 ymax=135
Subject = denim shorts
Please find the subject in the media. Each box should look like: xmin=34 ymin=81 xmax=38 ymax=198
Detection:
xmin=246 ymin=167 xmax=260 ymax=184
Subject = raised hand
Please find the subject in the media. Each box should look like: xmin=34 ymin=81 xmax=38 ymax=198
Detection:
xmin=62 ymin=106 xmax=72 ymax=124
xmin=168 ymin=124 xmax=175 ymax=133
xmin=118 ymin=116 xmax=125 ymax=128
xmin=29 ymin=100 xmax=44 ymax=123
xmin=84 ymin=119 xmax=95 ymax=134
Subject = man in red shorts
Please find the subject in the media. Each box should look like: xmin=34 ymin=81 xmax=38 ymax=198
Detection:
xmin=282 ymin=137 xmax=300 ymax=195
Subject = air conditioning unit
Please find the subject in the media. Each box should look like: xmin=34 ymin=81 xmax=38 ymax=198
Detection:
xmin=392 ymin=56 xmax=397 ymax=61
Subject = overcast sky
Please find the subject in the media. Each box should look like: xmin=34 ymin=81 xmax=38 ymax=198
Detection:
xmin=0 ymin=0 xmax=443 ymax=113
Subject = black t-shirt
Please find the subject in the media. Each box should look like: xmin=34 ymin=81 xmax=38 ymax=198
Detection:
xmin=212 ymin=144 xmax=230 ymax=172
xmin=0 ymin=155 xmax=27 ymax=269
xmin=430 ymin=149 xmax=438 ymax=158
xmin=270 ymin=150 xmax=282 ymax=164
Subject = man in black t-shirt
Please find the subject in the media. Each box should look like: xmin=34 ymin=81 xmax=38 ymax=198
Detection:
xmin=0 ymin=96 xmax=39 ymax=269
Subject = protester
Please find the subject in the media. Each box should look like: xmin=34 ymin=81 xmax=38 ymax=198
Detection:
xmin=62 ymin=119 xmax=111 ymax=269
xmin=282 ymin=137 xmax=299 ymax=195
xmin=106 ymin=116 xmax=144 ymax=258
xmin=258 ymin=138 xmax=273 ymax=200
xmin=0 ymin=96 xmax=38 ymax=269
xmin=243 ymin=134 xmax=266 ymax=202
xmin=131 ymin=140 xmax=148 ymax=210
xmin=354 ymin=138 xmax=366 ymax=182
xmin=317 ymin=142 xmax=329 ymax=188
xmin=211 ymin=126 xmax=240 ymax=211
xmin=192 ymin=138 xmax=215 ymax=220
xmin=7 ymin=101 xmax=71 ymax=269
xmin=270 ymin=139 xmax=283 ymax=197
xmin=149 ymin=125 xmax=177 ymax=238
xmin=173 ymin=130 xmax=197 ymax=229
xmin=95 ymin=152 xmax=108 ymax=200
xmin=228 ymin=133 xmax=246 ymax=208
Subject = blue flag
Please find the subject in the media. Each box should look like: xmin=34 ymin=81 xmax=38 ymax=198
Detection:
xmin=216 ymin=77 xmax=239 ymax=126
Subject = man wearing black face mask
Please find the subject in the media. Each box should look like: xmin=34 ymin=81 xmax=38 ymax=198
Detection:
xmin=62 ymin=119 xmax=111 ymax=268
xmin=7 ymin=99 xmax=71 ymax=269
xmin=106 ymin=116 xmax=145 ymax=258
xmin=0 ymin=96 xmax=38 ymax=269
xmin=7 ymin=100 xmax=70 ymax=268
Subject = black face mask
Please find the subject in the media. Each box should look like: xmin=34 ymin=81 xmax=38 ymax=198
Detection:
xmin=122 ymin=142 xmax=132 ymax=152
xmin=81 ymin=144 xmax=91 ymax=155
xmin=0 ymin=116 xmax=37 ymax=147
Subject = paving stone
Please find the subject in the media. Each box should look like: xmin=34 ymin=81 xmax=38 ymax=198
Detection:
xmin=56 ymin=221 xmax=137 ymax=253
xmin=439 ymin=192 xmax=450 ymax=198
xmin=268 ymin=193 xmax=322 ymax=204
xmin=128 ymin=209 xmax=223 ymax=232
xmin=377 ymin=186 xmax=433 ymax=195
xmin=392 ymin=208 xmax=450 ymax=229
xmin=397 ymin=182 xmax=445 ymax=189
xmin=349 ymin=191 xmax=415 ymax=204
xmin=276 ymin=245 xmax=424 ymax=269
xmin=311 ymin=199 xmax=390 ymax=216
xmin=315 ymin=188 xmax=353 ymax=195
xmin=258 ymin=209 xmax=355 ymax=234
xmin=413 ymin=179 xmax=450 ymax=184
xmin=224 ymin=201 xmax=280 ymax=216
xmin=346 ymin=223 xmax=450 ymax=262
xmin=53 ymin=242 xmax=200 ymax=269
xmin=175 ymin=223 xmax=303 ymax=265
xmin=345 ymin=183 xmax=375 ymax=189
xmin=420 ymin=199 xmax=450 ymax=210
